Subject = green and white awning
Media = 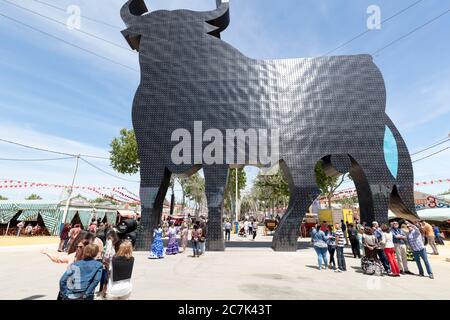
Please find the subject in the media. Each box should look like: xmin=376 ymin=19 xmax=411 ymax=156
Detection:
xmin=0 ymin=202 xmax=19 ymax=224
xmin=40 ymin=210 xmax=62 ymax=235
xmin=17 ymin=210 xmax=39 ymax=221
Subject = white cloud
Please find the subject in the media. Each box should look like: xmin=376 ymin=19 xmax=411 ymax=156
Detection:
xmin=0 ymin=121 xmax=140 ymax=201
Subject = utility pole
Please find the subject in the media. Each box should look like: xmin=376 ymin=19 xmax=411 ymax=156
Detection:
xmin=235 ymin=168 xmax=239 ymax=223
xmin=60 ymin=155 xmax=80 ymax=234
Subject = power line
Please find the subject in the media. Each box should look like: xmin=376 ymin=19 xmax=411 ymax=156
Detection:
xmin=412 ymin=146 xmax=449 ymax=163
xmin=80 ymin=157 xmax=139 ymax=183
xmin=0 ymin=138 xmax=110 ymax=159
xmin=373 ymin=8 xmax=450 ymax=56
xmin=0 ymin=12 xmax=139 ymax=72
xmin=0 ymin=156 xmax=75 ymax=161
xmin=31 ymin=0 xmax=123 ymax=29
xmin=2 ymin=0 xmax=132 ymax=52
xmin=324 ymin=0 xmax=425 ymax=55
xmin=411 ymin=138 xmax=449 ymax=156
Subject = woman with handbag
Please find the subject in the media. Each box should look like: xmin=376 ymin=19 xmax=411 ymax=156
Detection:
xmin=361 ymin=227 xmax=384 ymax=276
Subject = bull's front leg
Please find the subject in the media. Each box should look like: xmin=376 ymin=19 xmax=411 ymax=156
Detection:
xmin=272 ymin=161 xmax=320 ymax=251
xmin=135 ymin=166 xmax=172 ymax=251
xmin=203 ymin=165 xmax=229 ymax=251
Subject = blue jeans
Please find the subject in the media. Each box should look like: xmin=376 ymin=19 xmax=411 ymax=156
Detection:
xmin=336 ymin=246 xmax=346 ymax=271
xmin=412 ymin=248 xmax=433 ymax=276
xmin=192 ymin=241 xmax=200 ymax=256
xmin=314 ymin=246 xmax=328 ymax=268
xmin=225 ymin=230 xmax=230 ymax=241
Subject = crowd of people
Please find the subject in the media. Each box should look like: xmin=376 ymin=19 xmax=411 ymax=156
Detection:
xmin=41 ymin=220 xmax=135 ymax=300
xmin=37 ymin=214 xmax=445 ymax=300
xmin=149 ymin=216 xmax=208 ymax=258
xmin=237 ymin=219 xmax=259 ymax=240
xmin=16 ymin=220 xmax=42 ymax=236
xmin=311 ymin=219 xmax=442 ymax=279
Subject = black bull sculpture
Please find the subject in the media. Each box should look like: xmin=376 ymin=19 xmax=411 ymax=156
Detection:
xmin=121 ymin=0 xmax=417 ymax=251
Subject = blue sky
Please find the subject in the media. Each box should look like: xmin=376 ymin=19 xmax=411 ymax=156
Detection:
xmin=0 ymin=0 xmax=449 ymax=201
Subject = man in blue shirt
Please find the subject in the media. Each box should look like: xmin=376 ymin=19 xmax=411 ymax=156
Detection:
xmin=391 ymin=221 xmax=413 ymax=274
xmin=406 ymin=223 xmax=434 ymax=279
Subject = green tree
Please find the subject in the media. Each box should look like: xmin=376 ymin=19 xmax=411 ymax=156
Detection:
xmin=110 ymin=129 xmax=139 ymax=174
xmin=0 ymin=195 xmax=8 ymax=200
xmin=184 ymin=173 xmax=205 ymax=217
xmin=91 ymin=197 xmax=110 ymax=204
xmin=253 ymin=168 xmax=289 ymax=216
xmin=314 ymin=161 xmax=346 ymax=209
xmin=25 ymin=194 xmax=42 ymax=200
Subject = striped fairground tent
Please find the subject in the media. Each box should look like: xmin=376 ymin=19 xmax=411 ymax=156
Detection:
xmin=0 ymin=202 xmax=19 ymax=224
xmin=15 ymin=202 xmax=61 ymax=235
xmin=105 ymin=211 xmax=118 ymax=224
xmin=63 ymin=208 xmax=78 ymax=224
xmin=77 ymin=209 xmax=94 ymax=229
xmin=95 ymin=210 xmax=106 ymax=221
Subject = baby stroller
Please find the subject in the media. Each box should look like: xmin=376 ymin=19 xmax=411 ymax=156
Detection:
xmin=238 ymin=226 xmax=246 ymax=237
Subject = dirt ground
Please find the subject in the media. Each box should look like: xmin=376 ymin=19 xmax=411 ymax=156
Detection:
xmin=0 ymin=236 xmax=59 ymax=246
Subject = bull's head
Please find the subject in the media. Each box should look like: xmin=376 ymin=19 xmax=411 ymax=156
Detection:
xmin=120 ymin=0 xmax=230 ymax=51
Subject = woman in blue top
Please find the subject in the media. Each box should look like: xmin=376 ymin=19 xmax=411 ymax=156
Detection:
xmin=324 ymin=225 xmax=336 ymax=270
xmin=59 ymin=244 xmax=103 ymax=300
xmin=149 ymin=225 xmax=164 ymax=259
xmin=311 ymin=224 xmax=329 ymax=270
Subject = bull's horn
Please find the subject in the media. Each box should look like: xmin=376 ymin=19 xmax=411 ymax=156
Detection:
xmin=120 ymin=0 xmax=149 ymax=27
xmin=205 ymin=0 xmax=230 ymax=37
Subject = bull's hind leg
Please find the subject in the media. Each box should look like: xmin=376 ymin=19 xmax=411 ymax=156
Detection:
xmin=203 ymin=165 xmax=229 ymax=251
xmin=272 ymin=160 xmax=320 ymax=251
xmin=385 ymin=117 xmax=417 ymax=218
xmin=349 ymin=155 xmax=392 ymax=225
xmin=135 ymin=166 xmax=171 ymax=251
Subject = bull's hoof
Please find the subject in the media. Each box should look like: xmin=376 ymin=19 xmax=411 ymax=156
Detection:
xmin=271 ymin=234 xmax=298 ymax=252
xmin=206 ymin=239 xmax=225 ymax=251
xmin=134 ymin=230 xmax=151 ymax=251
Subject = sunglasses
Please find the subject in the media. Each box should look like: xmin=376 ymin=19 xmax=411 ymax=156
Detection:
xmin=77 ymin=246 xmax=84 ymax=249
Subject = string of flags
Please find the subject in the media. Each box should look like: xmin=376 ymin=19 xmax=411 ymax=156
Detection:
xmin=0 ymin=179 xmax=141 ymax=204
xmin=1 ymin=178 xmax=449 ymax=203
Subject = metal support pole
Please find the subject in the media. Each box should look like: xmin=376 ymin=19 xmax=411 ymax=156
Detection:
xmin=235 ymin=168 xmax=238 ymax=223
xmin=5 ymin=220 xmax=11 ymax=236
xmin=60 ymin=155 xmax=80 ymax=234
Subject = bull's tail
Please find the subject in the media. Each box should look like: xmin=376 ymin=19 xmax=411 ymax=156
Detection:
xmin=384 ymin=114 xmax=418 ymax=219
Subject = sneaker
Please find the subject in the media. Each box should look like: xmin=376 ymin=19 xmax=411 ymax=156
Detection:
xmin=334 ymin=269 xmax=342 ymax=273
xmin=429 ymin=274 xmax=434 ymax=279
